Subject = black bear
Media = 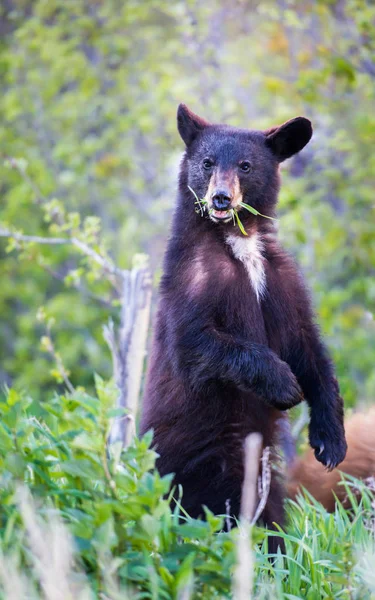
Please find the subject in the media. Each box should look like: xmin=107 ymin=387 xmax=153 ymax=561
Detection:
xmin=140 ymin=104 xmax=347 ymax=543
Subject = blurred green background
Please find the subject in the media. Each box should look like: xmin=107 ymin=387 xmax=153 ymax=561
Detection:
xmin=1 ymin=0 xmax=374 ymax=408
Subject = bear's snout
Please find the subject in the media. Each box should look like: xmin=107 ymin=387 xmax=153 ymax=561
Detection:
xmin=212 ymin=191 xmax=231 ymax=211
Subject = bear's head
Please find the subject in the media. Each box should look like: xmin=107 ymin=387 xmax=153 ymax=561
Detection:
xmin=177 ymin=103 xmax=312 ymax=227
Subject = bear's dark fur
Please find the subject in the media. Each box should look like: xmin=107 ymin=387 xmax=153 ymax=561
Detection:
xmin=140 ymin=104 xmax=347 ymax=543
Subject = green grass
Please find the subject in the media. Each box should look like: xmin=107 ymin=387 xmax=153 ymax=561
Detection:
xmin=0 ymin=384 xmax=374 ymax=599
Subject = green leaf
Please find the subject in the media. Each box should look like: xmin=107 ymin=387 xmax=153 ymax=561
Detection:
xmin=239 ymin=202 xmax=276 ymax=220
xmin=234 ymin=210 xmax=248 ymax=236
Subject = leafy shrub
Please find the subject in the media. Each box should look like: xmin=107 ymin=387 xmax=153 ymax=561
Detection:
xmin=0 ymin=385 xmax=375 ymax=599
xmin=0 ymin=383 xmax=236 ymax=598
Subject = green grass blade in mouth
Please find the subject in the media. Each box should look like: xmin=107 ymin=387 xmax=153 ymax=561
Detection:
xmin=240 ymin=202 xmax=276 ymax=221
xmin=188 ymin=185 xmax=199 ymax=202
xmin=188 ymin=185 xmax=207 ymax=205
xmin=188 ymin=185 xmax=208 ymax=216
xmin=233 ymin=209 xmax=248 ymax=236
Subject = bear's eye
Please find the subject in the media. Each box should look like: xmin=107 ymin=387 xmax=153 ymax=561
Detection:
xmin=239 ymin=161 xmax=252 ymax=173
xmin=202 ymin=158 xmax=213 ymax=170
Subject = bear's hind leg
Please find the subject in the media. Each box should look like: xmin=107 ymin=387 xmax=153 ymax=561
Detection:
xmin=171 ymin=462 xmax=242 ymax=526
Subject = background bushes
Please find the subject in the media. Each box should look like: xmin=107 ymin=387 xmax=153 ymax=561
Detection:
xmin=1 ymin=0 xmax=374 ymax=406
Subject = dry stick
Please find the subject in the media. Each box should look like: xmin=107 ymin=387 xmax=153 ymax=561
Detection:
xmin=104 ymin=258 xmax=152 ymax=447
xmin=123 ymin=266 xmax=152 ymax=446
xmin=225 ymin=498 xmax=232 ymax=532
xmin=240 ymin=434 xmax=263 ymax=523
xmin=252 ymin=446 xmax=271 ymax=526
xmin=233 ymin=434 xmax=271 ymax=600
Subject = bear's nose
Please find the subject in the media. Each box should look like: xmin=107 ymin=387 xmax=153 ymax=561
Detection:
xmin=212 ymin=192 xmax=231 ymax=211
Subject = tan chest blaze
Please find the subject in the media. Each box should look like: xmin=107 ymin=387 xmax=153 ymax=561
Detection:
xmin=225 ymin=232 xmax=267 ymax=302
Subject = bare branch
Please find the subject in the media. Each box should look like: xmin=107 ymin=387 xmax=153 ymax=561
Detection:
xmin=225 ymin=498 xmax=232 ymax=532
xmin=0 ymin=228 xmax=123 ymax=284
xmin=0 ymin=229 xmax=70 ymax=245
xmin=252 ymin=446 xmax=271 ymax=526
xmin=240 ymin=433 xmax=263 ymax=523
xmin=233 ymin=434 xmax=273 ymax=600
xmin=233 ymin=433 xmax=262 ymax=600
xmin=71 ymin=237 xmax=123 ymax=281
xmin=105 ymin=257 xmax=152 ymax=447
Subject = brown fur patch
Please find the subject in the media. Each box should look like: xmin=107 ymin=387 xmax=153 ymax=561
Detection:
xmin=231 ymin=174 xmax=243 ymax=208
xmin=287 ymin=409 xmax=375 ymax=511
xmin=186 ymin=242 xmax=237 ymax=298
xmin=188 ymin=253 xmax=208 ymax=296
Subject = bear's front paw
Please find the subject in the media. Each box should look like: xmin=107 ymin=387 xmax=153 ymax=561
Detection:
xmin=272 ymin=370 xmax=304 ymax=411
xmin=309 ymin=422 xmax=347 ymax=471
xmin=258 ymin=358 xmax=304 ymax=411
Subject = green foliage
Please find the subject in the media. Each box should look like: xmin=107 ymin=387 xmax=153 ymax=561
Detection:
xmin=0 ymin=385 xmax=235 ymax=598
xmin=1 ymin=3 xmax=375 ymax=597
xmin=0 ymin=386 xmax=375 ymax=598
xmin=1 ymin=0 xmax=374 ymax=406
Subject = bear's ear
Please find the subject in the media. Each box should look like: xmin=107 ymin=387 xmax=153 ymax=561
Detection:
xmin=265 ymin=117 xmax=313 ymax=162
xmin=177 ymin=103 xmax=210 ymax=146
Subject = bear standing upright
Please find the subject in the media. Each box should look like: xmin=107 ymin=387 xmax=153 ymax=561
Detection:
xmin=140 ymin=104 xmax=347 ymax=540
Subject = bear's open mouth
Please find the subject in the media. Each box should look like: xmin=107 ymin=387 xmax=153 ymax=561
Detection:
xmin=210 ymin=209 xmax=233 ymax=223
xmin=212 ymin=209 xmax=231 ymax=220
